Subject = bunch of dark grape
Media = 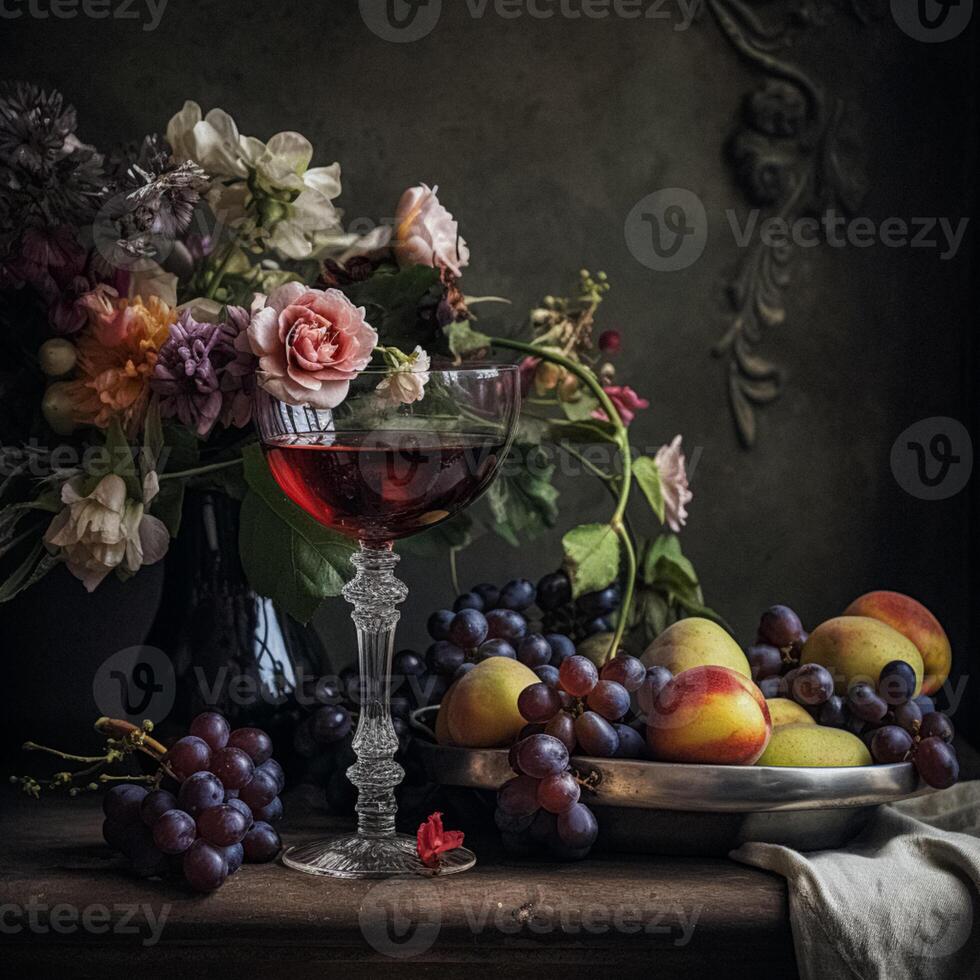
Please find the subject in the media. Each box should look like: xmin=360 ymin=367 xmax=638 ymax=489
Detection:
xmin=495 ymin=733 xmax=599 ymax=860
xmin=749 ymin=604 xmax=810 ymax=694
xmin=517 ymin=653 xmax=652 ymax=759
xmin=536 ymin=569 xmax=623 ymax=641
xmin=101 ymin=712 xmax=283 ymax=892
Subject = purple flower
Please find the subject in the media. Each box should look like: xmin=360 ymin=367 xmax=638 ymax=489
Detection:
xmin=151 ymin=309 xmax=241 ymax=437
xmin=219 ymin=305 xmax=257 ymax=429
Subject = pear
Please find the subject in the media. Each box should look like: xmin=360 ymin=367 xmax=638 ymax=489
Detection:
xmin=442 ymin=657 xmax=538 ymax=748
xmin=767 ymin=698 xmax=816 ymax=728
xmin=756 ymin=723 xmax=872 ymax=767
xmin=642 ymin=617 xmax=750 ymax=679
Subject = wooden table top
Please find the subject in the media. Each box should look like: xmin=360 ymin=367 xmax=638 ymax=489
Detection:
xmin=0 ymin=786 xmax=796 ymax=978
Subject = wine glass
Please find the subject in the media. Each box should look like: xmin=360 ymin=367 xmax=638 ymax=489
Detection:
xmin=255 ymin=365 xmax=520 ymax=877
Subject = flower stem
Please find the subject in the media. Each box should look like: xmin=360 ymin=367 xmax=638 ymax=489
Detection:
xmin=490 ymin=336 xmax=636 ymax=664
xmin=204 ymin=246 xmax=237 ymax=300
xmin=158 ymin=457 xmax=244 ymax=482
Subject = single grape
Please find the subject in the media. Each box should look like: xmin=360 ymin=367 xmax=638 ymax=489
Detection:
xmin=178 ymin=772 xmax=225 ymax=817
xmin=498 ymin=774 xmax=541 ymax=816
xmin=240 ymin=769 xmax=279 ymax=810
xmin=556 ymin=802 xmax=598 ymax=850
xmin=758 ymin=605 xmax=804 ymax=648
xmin=472 ymin=583 xmax=500 ymax=609
xmin=847 ymin=682 xmax=888 ymax=723
xmin=449 ymin=608 xmax=489 ymax=648
xmin=893 ymin=700 xmax=923 ymax=734
xmin=209 ymin=746 xmax=256 ymax=790
xmin=583 ymin=617 xmax=611 ymax=637
xmin=536 ymin=571 xmax=571 ymax=611
xmin=227 ymin=727 xmax=273 ymax=765
xmin=637 ymin=666 xmax=673 ymax=717
xmin=305 ymin=676 xmax=342 ymax=705
xmin=124 ymin=826 xmax=168 ymax=878
xmin=758 ymin=677 xmax=782 ymax=699
xmin=476 ymin=638 xmax=517 ymax=661
xmin=537 ymin=772 xmax=581 ymax=814
xmin=519 ymin=723 xmax=545 ymax=739
xmin=544 ymin=711 xmax=577 ymax=752
xmin=878 ymin=660 xmax=917 ymax=706
xmin=426 ymin=641 xmax=466 ymax=676
xmin=914 ymin=737 xmax=959 ymax=789
xmin=818 ymin=695 xmax=847 ymax=729
xmin=528 ymin=808 xmax=558 ymax=844
xmin=495 ymin=807 xmax=536 ymax=835
xmin=920 ymin=712 xmax=954 ymax=743
xmin=576 ymin=585 xmax=620 ymax=619
xmin=197 ymin=804 xmax=249 ymax=847
xmin=574 ymin=711 xmax=619 ymax=757
xmin=518 ymin=683 xmax=562 ymax=724
xmin=454 ymin=662 xmax=477 ymax=680
xmin=534 ymin=664 xmax=561 ymax=688
xmin=515 ymin=734 xmax=570 ymax=778
xmin=189 ymin=712 xmax=231 ymax=751
xmin=253 ymin=796 xmax=284 ymax=824
xmin=600 ymin=655 xmax=646 ymax=693
xmin=140 ymin=789 xmax=178 ymax=828
xmin=242 ymin=821 xmax=282 ymax=863
xmin=498 ymin=578 xmax=536 ymax=611
xmin=871 ymin=725 xmax=914 ymax=764
xmin=613 ymin=723 xmax=647 ymax=759
xmin=165 ymin=736 xmax=212 ymax=781
xmin=102 ymin=818 xmax=129 ymax=852
xmin=518 ymin=633 xmax=553 ymax=669
xmin=223 ymin=842 xmax=244 ymax=875
xmin=226 ymin=797 xmax=254 ymax=830
xmin=183 ymin=839 xmax=228 ymax=892
xmin=390 ymin=695 xmax=412 ymax=719
xmin=103 ymin=784 xmax=148 ymax=826
xmin=747 ymin=644 xmax=783 ymax=682
xmin=485 ymin=608 xmax=528 ymax=643
xmin=427 ymin=609 xmax=455 ymax=640
xmin=393 ymin=650 xmax=425 ymax=678
xmin=559 ymin=655 xmax=599 ymax=697
xmin=312 ymin=705 xmax=353 ymax=744
xmin=152 ymin=809 xmax=197 ymax=855
xmin=586 ymin=680 xmax=631 ymax=721
xmin=453 ymin=591 xmax=484 ymax=612
xmin=913 ymin=694 xmax=936 ymax=715
xmin=545 ymin=633 xmax=576 ymax=666
xmin=791 ymin=663 xmax=834 ymax=707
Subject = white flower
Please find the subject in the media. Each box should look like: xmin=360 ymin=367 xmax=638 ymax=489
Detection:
xmin=654 ymin=435 xmax=693 ymax=533
xmin=43 ymin=473 xmax=169 ymax=592
xmin=394 ymin=184 xmax=470 ymax=276
xmin=376 ymin=347 xmax=431 ymax=406
xmin=166 ymin=101 xmax=247 ymax=179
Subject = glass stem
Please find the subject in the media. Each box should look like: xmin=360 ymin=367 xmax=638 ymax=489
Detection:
xmin=343 ymin=542 xmax=408 ymax=839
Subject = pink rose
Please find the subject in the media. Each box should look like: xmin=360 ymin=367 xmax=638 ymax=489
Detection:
xmin=592 ymin=385 xmax=650 ymax=427
xmin=247 ymin=283 xmax=378 ymax=408
xmin=394 ymin=183 xmax=470 ymax=277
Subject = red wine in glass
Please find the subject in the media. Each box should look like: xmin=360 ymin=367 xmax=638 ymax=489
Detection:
xmin=265 ymin=431 xmax=505 ymax=542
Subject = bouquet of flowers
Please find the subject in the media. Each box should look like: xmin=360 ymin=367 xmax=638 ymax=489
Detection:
xmin=0 ymin=83 xmax=719 ymax=649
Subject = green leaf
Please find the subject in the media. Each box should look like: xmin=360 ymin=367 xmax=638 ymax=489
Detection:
xmin=486 ymin=448 xmax=559 ymax=546
xmin=399 ymin=511 xmax=478 ymax=558
xmin=344 ymin=265 xmax=442 ymax=351
xmin=631 ymin=587 xmax=671 ymax=643
xmin=0 ymin=539 xmax=53 ymax=603
xmin=444 ymin=320 xmax=492 ymax=358
xmin=238 ymin=443 xmax=355 ymax=623
xmin=141 ymin=397 xmax=164 ymax=480
xmin=90 ymin=419 xmax=140 ymax=499
xmin=150 ymin=423 xmax=202 ymax=538
xmin=548 ymin=417 xmax=619 ymax=444
xmin=633 ymin=456 xmax=665 ymax=524
xmin=640 ymin=534 xmax=698 ymax=589
xmin=559 ymin=393 xmax=601 ymax=422
xmin=562 ymin=522 xmax=621 ymax=598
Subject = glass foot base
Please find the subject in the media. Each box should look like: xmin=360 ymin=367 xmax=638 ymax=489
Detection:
xmin=281 ymin=833 xmax=477 ymax=879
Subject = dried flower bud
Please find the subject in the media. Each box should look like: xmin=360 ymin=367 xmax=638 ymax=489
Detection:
xmin=41 ymin=382 xmax=77 ymax=435
xmin=38 ymin=338 xmax=78 ymax=378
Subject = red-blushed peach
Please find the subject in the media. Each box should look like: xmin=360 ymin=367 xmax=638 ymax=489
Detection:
xmin=844 ymin=591 xmax=951 ymax=696
xmin=646 ymin=665 xmax=772 ymax=765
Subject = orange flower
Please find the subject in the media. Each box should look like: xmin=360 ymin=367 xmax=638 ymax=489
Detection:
xmin=65 ymin=293 xmax=176 ymax=436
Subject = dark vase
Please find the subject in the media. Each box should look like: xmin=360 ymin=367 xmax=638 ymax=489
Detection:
xmin=146 ymin=491 xmax=329 ymax=755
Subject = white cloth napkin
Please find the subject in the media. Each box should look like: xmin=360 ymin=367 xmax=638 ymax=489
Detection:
xmin=730 ymin=781 xmax=980 ymax=980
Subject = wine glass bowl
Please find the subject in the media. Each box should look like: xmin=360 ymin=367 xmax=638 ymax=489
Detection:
xmin=254 ymin=364 xmax=520 ymax=877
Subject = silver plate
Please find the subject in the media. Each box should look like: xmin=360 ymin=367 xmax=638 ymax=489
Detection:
xmin=411 ymin=736 xmax=932 ymax=854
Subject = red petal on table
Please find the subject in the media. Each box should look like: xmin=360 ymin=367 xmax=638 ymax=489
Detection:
xmin=416 ymin=811 xmax=465 ymax=868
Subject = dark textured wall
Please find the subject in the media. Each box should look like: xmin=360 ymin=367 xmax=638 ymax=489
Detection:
xmin=3 ymin=1 xmax=976 ymax=681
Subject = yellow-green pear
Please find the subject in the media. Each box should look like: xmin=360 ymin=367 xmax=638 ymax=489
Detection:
xmin=642 ymin=617 xmax=750 ymax=679
xmin=444 ymin=657 xmax=538 ymax=748
xmin=767 ymin=698 xmax=816 ymax=728
xmin=757 ymin=724 xmax=872 ymax=767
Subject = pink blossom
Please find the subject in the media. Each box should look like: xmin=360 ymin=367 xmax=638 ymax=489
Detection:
xmin=246 ymin=283 xmax=378 ymax=408
xmin=592 ymin=385 xmax=650 ymax=427
xmin=394 ymin=184 xmax=470 ymax=276
xmin=655 ymin=435 xmax=694 ymax=533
